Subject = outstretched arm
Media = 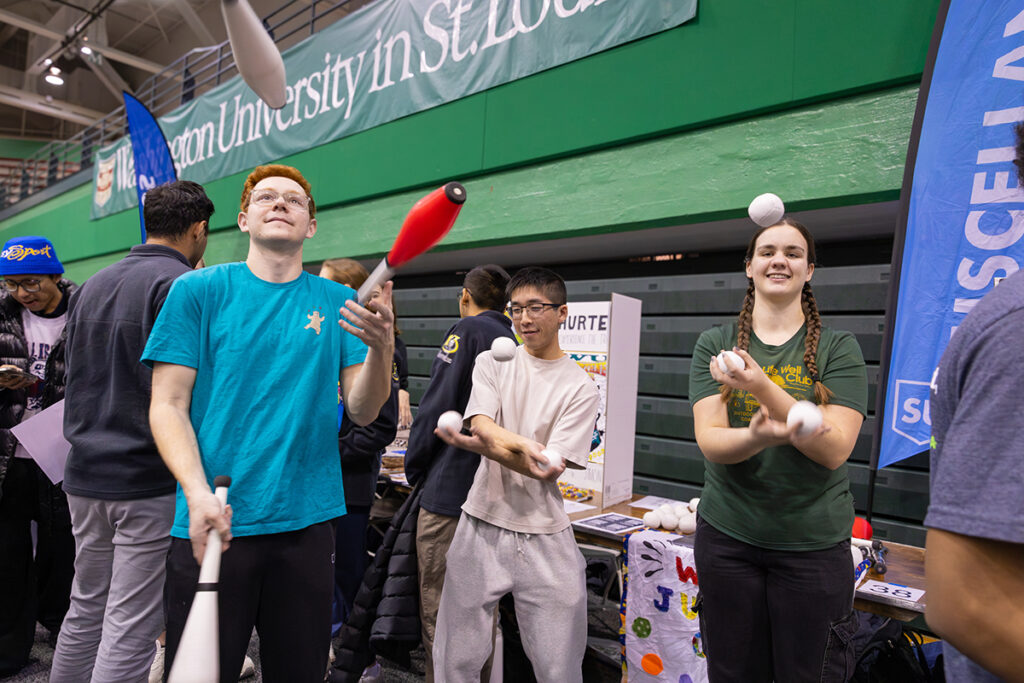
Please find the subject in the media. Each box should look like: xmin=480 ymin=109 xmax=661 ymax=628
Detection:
xmin=693 ymin=396 xmax=791 ymax=465
xmin=708 ymin=348 xmax=862 ymax=470
xmin=150 ymin=362 xmax=231 ymax=564
xmin=435 ymin=415 xmax=564 ymax=481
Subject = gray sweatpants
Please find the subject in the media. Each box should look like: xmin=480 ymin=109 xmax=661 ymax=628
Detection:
xmin=433 ymin=513 xmax=587 ymax=683
xmin=50 ymin=493 xmax=174 ymax=683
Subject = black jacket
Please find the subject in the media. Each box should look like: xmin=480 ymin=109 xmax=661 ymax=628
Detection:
xmin=334 ymin=485 xmax=423 ymax=680
xmin=62 ymin=245 xmax=192 ymax=499
xmin=339 ymin=372 xmax=398 ymax=508
xmin=0 ymin=278 xmax=76 ymax=509
xmin=403 ymin=310 xmax=516 ymax=516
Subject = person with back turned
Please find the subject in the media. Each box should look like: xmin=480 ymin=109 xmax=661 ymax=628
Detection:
xmin=51 ymin=180 xmax=213 ymax=682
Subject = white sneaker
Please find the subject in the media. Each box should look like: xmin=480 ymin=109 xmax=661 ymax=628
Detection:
xmin=238 ymin=655 xmax=255 ymax=679
xmin=358 ymin=660 xmax=382 ymax=683
xmin=148 ymin=641 xmax=165 ymax=683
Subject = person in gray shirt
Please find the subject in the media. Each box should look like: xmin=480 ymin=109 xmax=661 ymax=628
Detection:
xmin=51 ymin=180 xmax=212 ymax=682
xmin=925 ymin=242 xmax=1024 ymax=678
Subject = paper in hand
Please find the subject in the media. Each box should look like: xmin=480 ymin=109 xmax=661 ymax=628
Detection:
xmin=11 ymin=399 xmax=70 ymax=484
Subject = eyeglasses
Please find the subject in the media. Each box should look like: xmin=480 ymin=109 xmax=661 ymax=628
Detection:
xmin=2 ymin=279 xmax=42 ymax=293
xmin=249 ymin=190 xmax=310 ymax=211
xmin=505 ymin=302 xmax=560 ymax=318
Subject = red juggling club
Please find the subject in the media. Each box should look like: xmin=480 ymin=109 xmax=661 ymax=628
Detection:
xmin=357 ymin=182 xmax=467 ymax=303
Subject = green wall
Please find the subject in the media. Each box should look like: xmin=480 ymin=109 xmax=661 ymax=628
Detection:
xmin=0 ymin=138 xmax=46 ymax=159
xmin=0 ymin=0 xmax=939 ymax=282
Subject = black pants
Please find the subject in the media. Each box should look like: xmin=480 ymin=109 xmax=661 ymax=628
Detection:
xmin=0 ymin=458 xmax=75 ymax=676
xmin=693 ymin=515 xmax=855 ymax=683
xmin=332 ymin=505 xmax=370 ymax=634
xmin=165 ymin=519 xmax=336 ymax=683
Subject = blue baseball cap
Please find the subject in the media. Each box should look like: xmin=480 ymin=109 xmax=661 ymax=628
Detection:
xmin=0 ymin=236 xmax=63 ymax=275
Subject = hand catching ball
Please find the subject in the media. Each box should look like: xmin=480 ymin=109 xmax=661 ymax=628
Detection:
xmin=436 ymin=410 xmax=463 ymax=435
xmin=748 ymin=192 xmax=785 ymax=228
xmin=787 ymin=400 xmax=823 ymax=436
xmin=491 ymin=336 xmax=516 ymax=362
xmin=716 ymin=350 xmax=744 ymax=375
xmin=537 ymin=447 xmax=563 ymax=471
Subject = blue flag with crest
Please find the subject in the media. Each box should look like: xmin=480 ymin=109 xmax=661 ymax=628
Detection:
xmin=123 ymin=92 xmax=177 ymax=242
xmin=877 ymin=0 xmax=1024 ymax=468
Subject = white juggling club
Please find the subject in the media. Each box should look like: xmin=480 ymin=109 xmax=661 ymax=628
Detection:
xmin=168 ymin=475 xmax=232 ymax=683
xmin=221 ymin=0 xmax=287 ymax=109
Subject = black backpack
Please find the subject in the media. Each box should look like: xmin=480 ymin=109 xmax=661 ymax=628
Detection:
xmin=851 ymin=612 xmax=943 ymax=683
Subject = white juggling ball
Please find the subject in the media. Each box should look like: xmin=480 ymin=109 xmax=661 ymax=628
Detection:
xmin=787 ymin=400 xmax=823 ymax=436
xmin=688 ymin=497 xmax=700 ymax=512
xmin=717 ymin=350 xmax=744 ymax=374
xmin=436 ymin=410 xmax=463 ymax=434
xmin=748 ymin=192 xmax=785 ymax=228
xmin=538 ymin=448 xmax=563 ymax=471
xmin=642 ymin=511 xmax=662 ymax=528
xmin=660 ymin=513 xmax=679 ymax=530
xmin=676 ymin=511 xmax=697 ymax=534
xmin=491 ymin=336 xmax=516 ymax=362
xmin=672 ymin=503 xmax=689 ymax=518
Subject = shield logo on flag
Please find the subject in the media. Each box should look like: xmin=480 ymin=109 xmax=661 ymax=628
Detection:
xmin=94 ymin=154 xmax=116 ymax=208
xmin=890 ymin=379 xmax=932 ymax=447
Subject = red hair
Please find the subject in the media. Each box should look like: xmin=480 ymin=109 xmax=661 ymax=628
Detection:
xmin=240 ymin=164 xmax=316 ymax=217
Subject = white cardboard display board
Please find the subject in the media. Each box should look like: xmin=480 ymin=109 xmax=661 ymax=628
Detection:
xmin=558 ymin=293 xmax=641 ymax=507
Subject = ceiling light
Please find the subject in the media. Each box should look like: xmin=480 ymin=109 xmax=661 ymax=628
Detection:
xmin=44 ymin=74 xmax=64 ymax=86
xmin=80 ymin=45 xmax=92 ymax=55
xmin=49 ymin=66 xmax=61 ymax=75
xmin=43 ymin=58 xmax=52 ymax=66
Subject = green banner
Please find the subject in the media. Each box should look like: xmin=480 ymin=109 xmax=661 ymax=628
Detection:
xmin=91 ymin=0 xmax=696 ymax=219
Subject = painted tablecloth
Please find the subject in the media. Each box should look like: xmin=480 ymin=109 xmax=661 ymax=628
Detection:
xmin=622 ymin=530 xmax=708 ymax=683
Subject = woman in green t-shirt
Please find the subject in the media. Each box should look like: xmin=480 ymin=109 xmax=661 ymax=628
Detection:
xmin=689 ymin=218 xmax=868 ymax=682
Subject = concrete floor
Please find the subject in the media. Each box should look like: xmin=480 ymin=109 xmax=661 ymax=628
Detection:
xmin=2 ymin=593 xmax=623 ymax=683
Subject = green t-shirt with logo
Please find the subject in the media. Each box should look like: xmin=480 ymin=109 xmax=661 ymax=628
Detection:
xmin=688 ymin=322 xmax=867 ymax=551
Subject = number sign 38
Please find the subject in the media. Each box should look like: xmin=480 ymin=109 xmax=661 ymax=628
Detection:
xmin=857 ymin=580 xmax=925 ymax=603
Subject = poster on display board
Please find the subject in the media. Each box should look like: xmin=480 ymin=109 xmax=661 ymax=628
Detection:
xmin=623 ymin=530 xmax=707 ymax=682
xmin=558 ymin=293 xmax=641 ymax=506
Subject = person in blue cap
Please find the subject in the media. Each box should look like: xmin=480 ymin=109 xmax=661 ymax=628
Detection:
xmin=0 ymin=235 xmax=77 ymax=677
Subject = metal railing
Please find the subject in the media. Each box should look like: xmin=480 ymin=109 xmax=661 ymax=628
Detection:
xmin=0 ymin=0 xmax=372 ymax=210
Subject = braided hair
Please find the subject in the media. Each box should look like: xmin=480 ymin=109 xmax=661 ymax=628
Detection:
xmin=720 ymin=217 xmax=833 ymax=404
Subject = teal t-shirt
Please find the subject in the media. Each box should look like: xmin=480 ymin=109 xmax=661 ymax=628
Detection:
xmin=688 ymin=322 xmax=867 ymax=551
xmin=142 ymin=263 xmax=368 ymax=538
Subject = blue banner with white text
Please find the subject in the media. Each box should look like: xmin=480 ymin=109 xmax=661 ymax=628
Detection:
xmin=123 ymin=92 xmax=177 ymax=242
xmin=879 ymin=1 xmax=1024 ymax=468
